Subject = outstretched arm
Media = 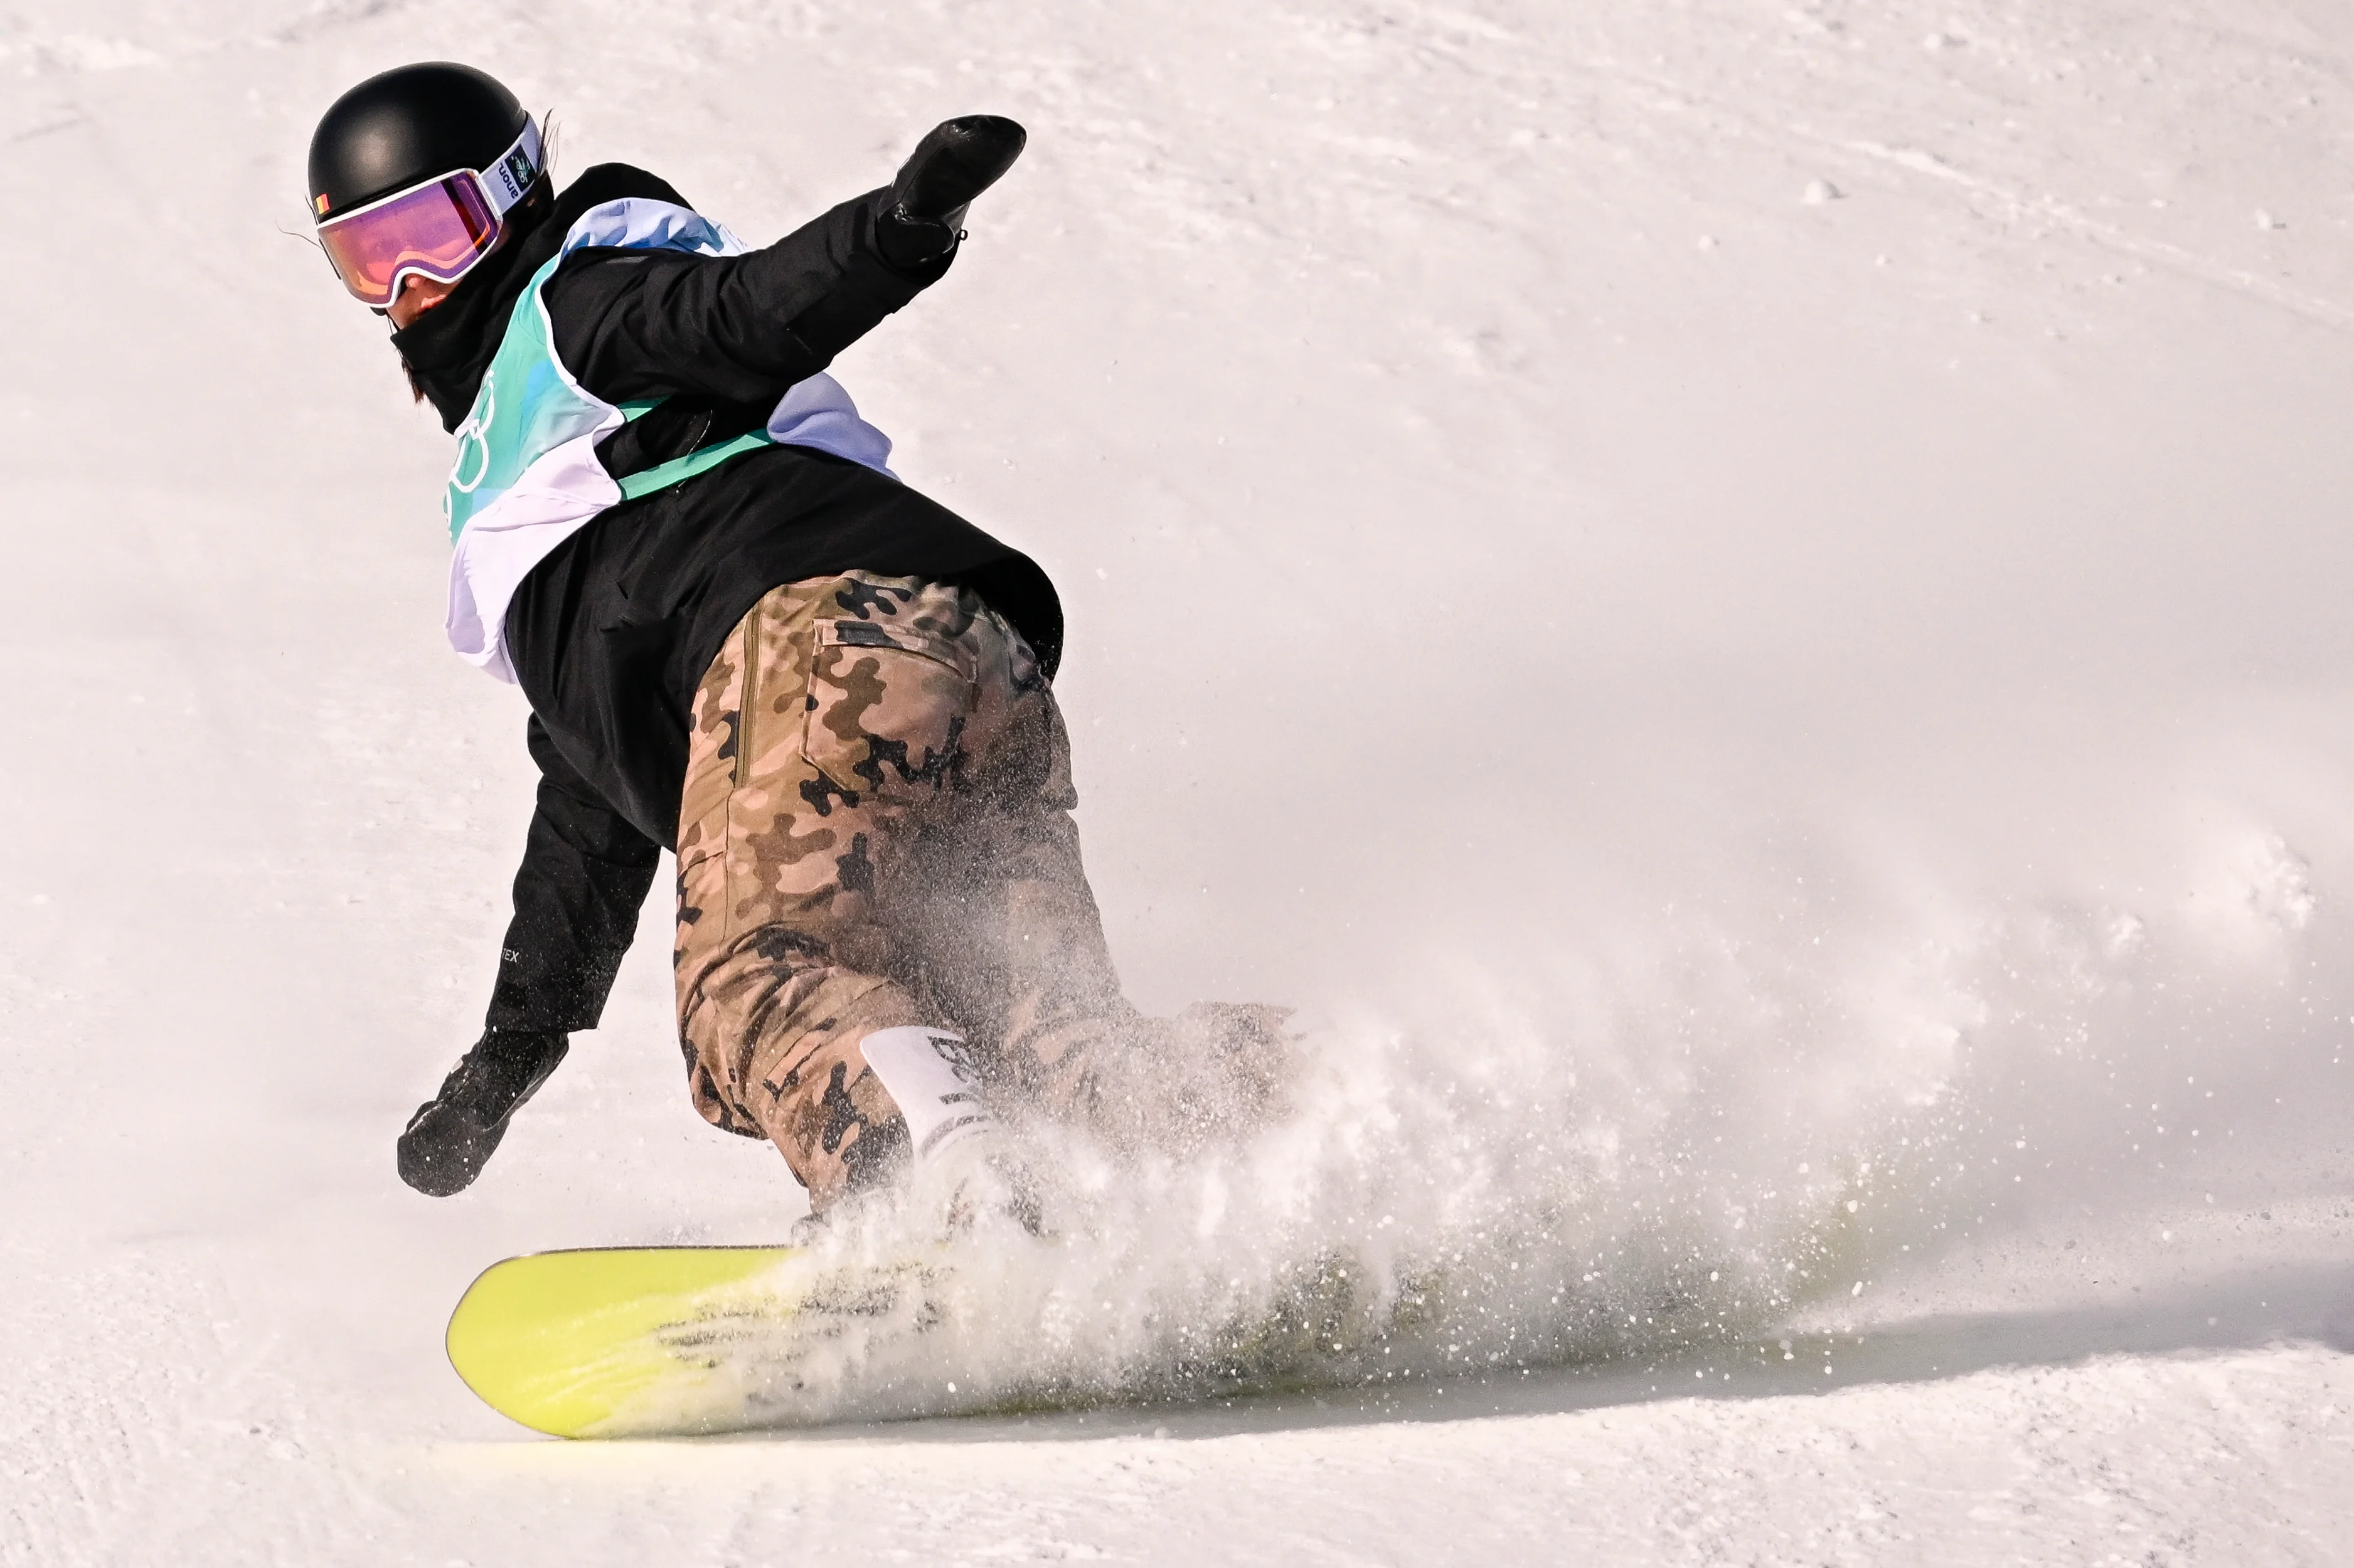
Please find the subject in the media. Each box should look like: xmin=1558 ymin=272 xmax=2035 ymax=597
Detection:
xmin=396 ymin=719 xmax=660 ymax=1196
xmin=546 ymin=116 xmax=1027 ymax=406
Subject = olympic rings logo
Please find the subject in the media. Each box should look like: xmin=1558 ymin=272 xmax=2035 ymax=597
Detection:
xmin=449 ymin=372 xmax=497 ymax=497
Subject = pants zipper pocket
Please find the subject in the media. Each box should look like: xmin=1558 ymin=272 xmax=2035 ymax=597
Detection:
xmin=733 ymin=601 xmax=760 ymax=790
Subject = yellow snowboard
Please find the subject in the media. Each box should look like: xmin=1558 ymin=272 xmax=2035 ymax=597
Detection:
xmin=447 ymin=1245 xmax=811 ymax=1438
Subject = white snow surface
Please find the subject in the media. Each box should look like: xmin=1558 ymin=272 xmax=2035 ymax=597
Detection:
xmin=6 ymin=0 xmax=2354 ymax=1562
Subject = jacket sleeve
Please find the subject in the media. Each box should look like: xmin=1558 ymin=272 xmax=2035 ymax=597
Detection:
xmin=484 ymin=716 xmax=663 ymax=1034
xmin=545 ymin=188 xmax=956 ymax=407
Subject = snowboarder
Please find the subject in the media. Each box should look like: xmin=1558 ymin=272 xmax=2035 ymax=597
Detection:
xmin=306 ymin=62 xmax=1284 ymax=1217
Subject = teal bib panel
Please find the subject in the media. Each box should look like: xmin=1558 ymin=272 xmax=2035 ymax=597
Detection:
xmin=442 ymin=203 xmax=763 ymax=543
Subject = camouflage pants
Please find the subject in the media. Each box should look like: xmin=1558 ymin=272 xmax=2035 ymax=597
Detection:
xmin=674 ymin=573 xmax=1284 ymax=1211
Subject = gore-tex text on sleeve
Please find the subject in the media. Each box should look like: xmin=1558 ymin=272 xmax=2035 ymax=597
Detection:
xmin=484 ymin=716 xmax=662 ymax=1035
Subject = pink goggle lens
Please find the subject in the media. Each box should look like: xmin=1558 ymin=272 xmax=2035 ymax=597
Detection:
xmin=318 ymin=173 xmax=503 ymax=309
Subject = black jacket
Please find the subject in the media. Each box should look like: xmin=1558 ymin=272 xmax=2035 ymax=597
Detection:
xmin=393 ymin=164 xmax=1060 ymax=1036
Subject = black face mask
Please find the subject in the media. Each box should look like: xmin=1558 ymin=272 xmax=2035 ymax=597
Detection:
xmin=390 ymin=165 xmax=693 ymax=431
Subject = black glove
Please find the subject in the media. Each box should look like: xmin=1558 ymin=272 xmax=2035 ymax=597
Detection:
xmin=396 ymin=1028 xmax=569 ymax=1197
xmin=876 ymin=115 xmax=1027 ymax=270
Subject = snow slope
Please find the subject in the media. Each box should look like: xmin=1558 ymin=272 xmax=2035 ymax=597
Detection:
xmin=4 ymin=0 xmax=2353 ymax=1560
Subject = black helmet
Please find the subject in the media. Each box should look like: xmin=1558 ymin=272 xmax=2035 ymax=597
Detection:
xmin=308 ymin=61 xmax=530 ymax=222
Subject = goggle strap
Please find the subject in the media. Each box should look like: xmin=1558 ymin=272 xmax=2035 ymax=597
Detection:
xmin=476 ymin=117 xmax=545 ymax=216
xmin=316 ymin=115 xmax=543 ymax=232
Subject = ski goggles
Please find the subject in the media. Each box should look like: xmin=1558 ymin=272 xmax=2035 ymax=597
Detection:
xmin=315 ymin=117 xmax=544 ymax=309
